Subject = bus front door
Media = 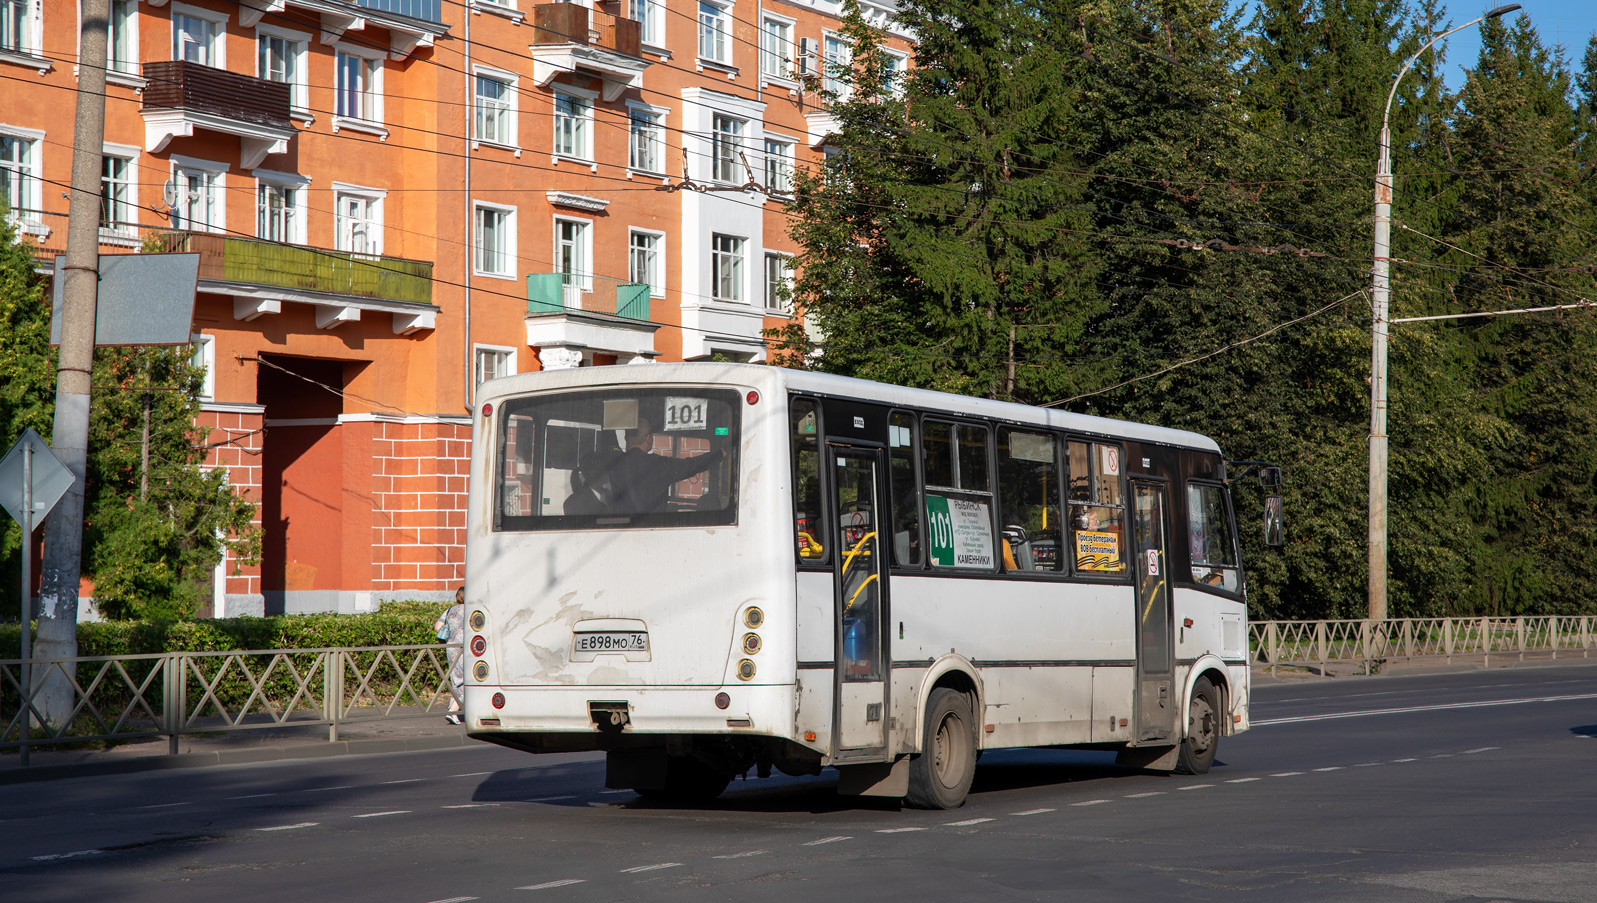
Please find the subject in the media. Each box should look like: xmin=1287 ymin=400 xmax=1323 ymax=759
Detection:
xmin=832 ymin=448 xmax=889 ymax=760
xmin=1130 ymin=481 xmax=1176 ymax=743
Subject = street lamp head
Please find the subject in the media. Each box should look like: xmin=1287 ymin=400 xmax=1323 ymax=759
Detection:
xmin=1485 ymin=5 xmax=1522 ymax=18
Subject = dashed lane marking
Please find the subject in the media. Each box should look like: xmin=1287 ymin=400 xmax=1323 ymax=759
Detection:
xmin=227 ymin=793 xmax=279 ymax=800
xmin=382 ymin=779 xmax=424 ymax=785
xmin=1353 ymin=763 xmax=1383 ymax=767
xmin=31 ymin=850 xmax=102 ymax=862
xmin=1071 ymin=799 xmax=1112 ymax=806
xmin=441 ymin=804 xmax=495 ymax=809
xmin=353 ymin=811 xmax=411 ymax=819
xmin=1271 ymin=772 xmax=1304 ymax=777
xmin=451 ymin=772 xmax=494 ymax=778
xmin=1391 ymin=758 xmax=1418 ymax=763
xmin=1175 ymin=784 xmax=1213 ymax=791
xmin=1011 ymin=808 xmax=1055 ymax=815
xmin=1254 ymin=692 xmax=1597 ymax=726
xmin=1225 ymin=778 xmax=1261 ymax=783
xmin=620 ymin=863 xmax=682 ymax=873
xmin=525 ymin=796 xmax=575 ymax=803
xmin=876 ymin=827 xmax=926 ymax=833
xmin=305 ymin=786 xmax=355 ymax=793
xmin=598 ymin=790 xmax=633 ymax=795
xmin=518 ymin=880 xmax=586 ymax=890
xmin=1312 ymin=767 xmax=1343 ymax=772
xmin=803 ymin=836 xmax=851 ymax=846
xmin=1125 ymin=792 xmax=1164 ymax=799
xmin=945 ymin=818 xmax=995 ymax=826
xmin=713 ymin=850 xmax=771 ymax=859
xmin=134 ymin=801 xmax=190 ymax=809
xmin=425 ymin=897 xmax=479 ymax=903
xmin=1463 ymin=747 xmax=1500 ymax=754
xmin=257 ymin=822 xmax=318 ymax=832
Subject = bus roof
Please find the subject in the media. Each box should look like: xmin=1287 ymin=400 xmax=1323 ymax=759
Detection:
xmin=480 ymin=363 xmax=1224 ymax=455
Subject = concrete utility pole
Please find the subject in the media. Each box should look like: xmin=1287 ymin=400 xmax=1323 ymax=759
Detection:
xmin=1367 ymin=4 xmax=1521 ymax=622
xmin=32 ymin=0 xmax=110 ymax=723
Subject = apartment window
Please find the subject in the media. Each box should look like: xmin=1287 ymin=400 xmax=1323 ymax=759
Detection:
xmin=764 ymin=252 xmax=792 ymax=313
xmin=628 ymin=0 xmax=662 ymax=47
xmin=761 ymin=17 xmax=792 ymax=78
xmin=190 ymin=334 xmax=214 ymax=400
xmin=335 ymin=49 xmax=382 ymax=122
xmin=256 ymin=183 xmax=295 ymax=242
xmin=555 ymin=218 xmax=589 ymax=291
xmin=553 ymin=92 xmax=591 ymax=160
xmin=711 ymin=233 xmax=745 ymax=302
xmin=0 ymin=131 xmax=40 ymax=222
xmin=172 ymin=4 xmax=225 ymax=67
xmin=107 ymin=0 xmax=138 ymax=75
xmin=881 ymin=50 xmax=906 ymax=96
xmin=712 ymin=114 xmax=745 ymax=183
xmin=475 ymin=345 xmax=516 ymax=387
xmin=697 ymin=0 xmax=730 ymax=64
xmin=257 ymin=26 xmax=309 ymax=110
xmin=629 ymin=230 xmax=662 ymax=296
xmin=100 ymin=154 xmax=134 ymax=230
xmin=1 ymin=0 xmax=38 ymax=55
xmin=628 ymin=106 xmax=664 ymax=174
xmin=334 ymin=186 xmax=383 ymax=255
xmin=474 ymin=203 xmax=516 ymax=278
xmin=764 ymin=138 xmax=793 ymax=195
xmin=823 ymin=34 xmax=852 ymax=102
xmin=474 ymin=71 xmax=516 ymax=146
xmin=171 ymin=160 xmax=224 ymax=232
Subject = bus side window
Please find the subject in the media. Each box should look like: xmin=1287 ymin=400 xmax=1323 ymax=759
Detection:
xmin=922 ymin=419 xmax=997 ymax=571
xmin=888 ymin=412 xmax=921 ymax=567
xmin=1067 ymin=440 xmax=1127 ymax=575
xmin=998 ymin=429 xmax=1062 ymax=572
xmin=792 ymin=399 xmax=826 ymax=562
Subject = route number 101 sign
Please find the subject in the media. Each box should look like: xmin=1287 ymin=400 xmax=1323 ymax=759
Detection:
xmin=926 ymin=494 xmax=994 ymax=569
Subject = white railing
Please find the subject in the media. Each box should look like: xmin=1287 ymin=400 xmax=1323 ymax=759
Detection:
xmin=1250 ymin=616 xmax=1596 ymax=676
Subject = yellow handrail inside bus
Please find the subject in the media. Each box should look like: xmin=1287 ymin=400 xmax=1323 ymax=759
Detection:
xmin=840 ymin=531 xmax=877 ymax=577
xmin=798 ymin=531 xmax=825 ymax=558
xmin=846 ymin=573 xmax=878 ymax=612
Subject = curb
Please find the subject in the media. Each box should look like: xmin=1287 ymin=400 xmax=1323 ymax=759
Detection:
xmin=0 ymin=732 xmax=472 ymax=786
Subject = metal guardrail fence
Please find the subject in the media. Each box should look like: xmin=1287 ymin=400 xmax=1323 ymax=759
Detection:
xmin=1251 ymin=616 xmax=1596 ymax=676
xmin=2 ymin=644 xmax=454 ymax=766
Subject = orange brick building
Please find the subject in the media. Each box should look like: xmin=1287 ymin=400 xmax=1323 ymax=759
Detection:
xmin=4 ymin=0 xmax=911 ymax=615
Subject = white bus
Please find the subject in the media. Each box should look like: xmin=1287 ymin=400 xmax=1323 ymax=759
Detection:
xmin=462 ymin=363 xmax=1275 ymax=808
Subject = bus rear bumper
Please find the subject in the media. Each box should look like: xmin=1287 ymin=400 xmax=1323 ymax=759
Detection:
xmin=462 ymin=683 xmax=798 ymax=742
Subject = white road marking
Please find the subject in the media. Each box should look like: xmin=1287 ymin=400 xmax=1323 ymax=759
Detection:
xmin=1271 ymin=772 xmax=1304 ymax=777
xmin=1225 ymin=778 xmax=1261 ymax=783
xmin=1353 ymin=763 xmax=1383 ymax=767
xmin=1313 ymin=767 xmax=1343 ymax=772
xmin=305 ymin=786 xmax=354 ymax=793
xmin=1071 ymin=799 xmax=1112 ymax=806
xmin=945 ymin=817 xmax=995 ymax=826
xmin=1011 ymin=808 xmax=1056 ymax=815
xmin=134 ymin=801 xmax=190 ymax=809
xmin=803 ymin=836 xmax=851 ymax=846
xmin=425 ymin=897 xmax=479 ymax=903
xmin=598 ymin=790 xmax=633 ymax=795
xmin=1430 ymin=754 xmax=1454 ymax=759
xmin=257 ymin=822 xmax=318 ymax=832
xmin=1175 ymin=785 xmax=1212 ymax=791
xmin=31 ymin=850 xmax=102 ymax=861
xmin=1391 ymin=758 xmax=1418 ymax=763
xmin=451 ymin=772 xmax=493 ymax=778
xmin=353 ymin=811 xmax=410 ymax=818
xmin=525 ymin=796 xmax=575 ymax=803
xmin=518 ymin=880 xmax=586 ymax=890
xmin=1255 ymin=692 xmax=1597 ymax=726
xmin=1463 ymin=747 xmax=1499 ymax=754
xmin=1125 ymin=792 xmax=1164 ymax=799
xmin=713 ymin=850 xmax=771 ymax=859
xmin=227 ymin=793 xmax=279 ymax=800
xmin=382 ymin=779 xmax=424 ymax=785
xmin=876 ymin=827 xmax=926 ymax=833
xmin=441 ymin=804 xmax=494 ymax=809
xmin=620 ymin=863 xmax=682 ymax=873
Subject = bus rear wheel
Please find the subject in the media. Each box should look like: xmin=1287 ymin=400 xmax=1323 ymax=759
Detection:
xmin=1174 ymin=677 xmax=1220 ymax=775
xmin=635 ymin=754 xmax=732 ymax=803
xmin=905 ymin=688 xmax=977 ymax=809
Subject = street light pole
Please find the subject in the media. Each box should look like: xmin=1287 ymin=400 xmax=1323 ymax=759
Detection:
xmin=1368 ymin=4 xmax=1521 ymax=622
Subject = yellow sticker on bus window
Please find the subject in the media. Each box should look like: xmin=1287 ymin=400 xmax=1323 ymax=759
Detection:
xmin=1075 ymin=530 xmax=1122 ymax=571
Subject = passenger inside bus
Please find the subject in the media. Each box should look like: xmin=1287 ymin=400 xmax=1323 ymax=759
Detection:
xmin=563 ymin=449 xmax=618 ymax=515
xmin=607 ymin=416 xmax=727 ymax=513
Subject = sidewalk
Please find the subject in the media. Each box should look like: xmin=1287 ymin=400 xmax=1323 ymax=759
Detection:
xmin=1250 ymin=648 xmax=1597 ymax=684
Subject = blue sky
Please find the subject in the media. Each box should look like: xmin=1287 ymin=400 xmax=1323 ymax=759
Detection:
xmin=1444 ymin=2 xmax=1597 ymax=90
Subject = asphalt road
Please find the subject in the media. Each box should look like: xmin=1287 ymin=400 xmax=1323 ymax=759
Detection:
xmin=4 ymin=664 xmax=1595 ymax=902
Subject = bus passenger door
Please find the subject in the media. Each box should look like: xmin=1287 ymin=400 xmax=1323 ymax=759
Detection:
xmin=832 ymin=448 xmax=889 ymax=760
xmin=1130 ymin=481 xmax=1175 ymax=743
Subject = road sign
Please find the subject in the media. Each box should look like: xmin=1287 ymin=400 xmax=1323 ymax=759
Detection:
xmin=49 ymin=253 xmax=199 ymax=346
xmin=0 ymin=429 xmax=74 ymax=526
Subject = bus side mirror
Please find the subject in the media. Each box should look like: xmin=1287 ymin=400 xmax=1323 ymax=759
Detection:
xmin=1260 ymin=466 xmax=1282 ymax=489
xmin=1263 ymin=495 xmax=1285 ymax=547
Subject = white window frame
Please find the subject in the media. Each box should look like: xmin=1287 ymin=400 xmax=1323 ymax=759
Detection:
xmin=0 ymin=124 xmax=43 ymax=234
xmin=628 ymin=0 xmax=663 ymax=50
xmin=1 ymin=0 xmax=43 ymax=62
xmin=626 ymin=101 xmax=667 ymax=176
xmin=334 ymin=44 xmax=384 ymax=128
xmin=880 ymin=48 xmax=907 ymax=98
xmin=823 ymin=32 xmax=852 ymax=103
xmin=628 ymin=228 xmax=664 ymax=297
xmin=332 ymin=182 xmax=385 ymax=256
xmin=106 ymin=0 xmax=139 ymax=78
xmin=760 ymin=14 xmax=794 ymax=81
xmin=763 ymin=135 xmax=794 ymax=196
xmin=190 ymin=333 xmax=215 ymax=400
xmin=100 ymin=142 xmax=139 ymax=241
xmin=473 ymin=66 xmax=519 ymax=153
xmin=553 ymin=216 xmax=591 ymax=294
xmin=697 ymin=0 xmax=731 ymax=66
xmin=711 ymin=113 xmax=746 ymax=184
xmin=170 ymin=154 xmax=228 ymax=234
xmin=710 ymin=232 xmax=745 ymax=303
xmin=474 ymin=344 xmax=517 ymax=387
xmin=254 ymin=168 xmax=309 ymax=245
xmin=552 ymin=88 xmax=594 ymax=164
xmin=256 ymin=23 xmax=310 ymax=115
xmin=474 ymin=201 xmax=517 ymax=279
xmin=764 ymin=251 xmax=793 ymax=314
xmin=171 ymin=2 xmax=226 ymax=68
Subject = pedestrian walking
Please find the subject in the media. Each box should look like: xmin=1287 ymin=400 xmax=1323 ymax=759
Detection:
xmin=434 ymin=586 xmax=466 ymax=724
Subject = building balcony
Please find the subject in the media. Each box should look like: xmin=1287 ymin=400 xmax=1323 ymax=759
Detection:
xmin=528 ymin=3 xmax=648 ymax=101
xmin=140 ymin=61 xmax=296 ymax=169
xmin=151 ymin=231 xmax=438 ymax=333
xmin=526 ymin=273 xmax=658 ymax=367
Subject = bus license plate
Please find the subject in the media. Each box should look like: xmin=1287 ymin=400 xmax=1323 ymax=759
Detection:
xmin=574 ymin=632 xmax=649 ymax=653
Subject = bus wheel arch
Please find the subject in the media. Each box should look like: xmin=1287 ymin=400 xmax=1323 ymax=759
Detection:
xmin=1175 ymin=666 xmax=1225 ymax=775
xmin=914 ymin=656 xmax=982 ymax=753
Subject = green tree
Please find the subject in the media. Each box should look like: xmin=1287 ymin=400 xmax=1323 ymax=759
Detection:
xmin=0 ymin=211 xmax=56 ymax=621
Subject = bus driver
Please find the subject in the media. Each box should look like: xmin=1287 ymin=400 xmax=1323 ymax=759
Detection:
xmin=607 ymin=416 xmax=727 ymax=514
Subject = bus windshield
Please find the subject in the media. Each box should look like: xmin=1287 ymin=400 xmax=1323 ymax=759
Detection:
xmin=495 ymin=387 xmax=740 ymax=530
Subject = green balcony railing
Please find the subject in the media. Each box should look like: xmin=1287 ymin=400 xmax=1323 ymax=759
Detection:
xmin=151 ymin=231 xmax=433 ymax=305
xmin=528 ymin=273 xmax=650 ymax=321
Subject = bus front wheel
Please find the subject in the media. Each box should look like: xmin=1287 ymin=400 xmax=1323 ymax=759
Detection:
xmin=905 ymin=688 xmax=977 ymax=809
xmin=1174 ymin=677 xmax=1219 ymax=775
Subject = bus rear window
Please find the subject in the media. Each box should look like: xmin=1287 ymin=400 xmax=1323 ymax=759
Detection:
xmin=495 ymin=388 xmax=739 ymax=530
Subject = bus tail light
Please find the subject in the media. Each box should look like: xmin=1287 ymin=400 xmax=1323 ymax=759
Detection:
xmin=746 ymin=390 xmax=759 ymax=405
xmin=715 ymin=692 xmax=730 ymax=709
xmin=471 ymin=636 xmax=487 ymax=656
xmin=492 ymin=692 xmax=505 ymax=709
xmin=481 ymin=402 xmax=493 ymax=418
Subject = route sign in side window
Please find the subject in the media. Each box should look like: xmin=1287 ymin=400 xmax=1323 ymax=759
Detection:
xmin=923 ymin=419 xmax=995 ymax=570
xmin=1067 ymin=440 xmax=1127 ymax=575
